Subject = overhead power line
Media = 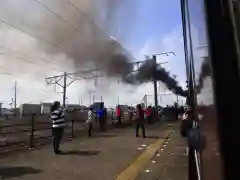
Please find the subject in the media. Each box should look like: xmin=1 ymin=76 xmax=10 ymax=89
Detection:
xmin=32 ymin=0 xmax=136 ymax=61
xmin=32 ymin=0 xmax=83 ymax=34
xmin=45 ymin=55 xmax=171 ymax=107
xmin=0 ymin=71 xmax=13 ymax=76
xmin=0 ymin=46 xmax=63 ymax=70
xmin=0 ymin=0 xmax=136 ymax=65
xmin=0 ymin=52 xmax=55 ymax=69
xmin=66 ymin=0 xmax=137 ymax=61
xmin=0 ymin=19 xmax=62 ymax=49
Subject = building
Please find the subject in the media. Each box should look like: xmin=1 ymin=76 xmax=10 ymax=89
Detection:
xmin=66 ymin=104 xmax=86 ymax=111
xmin=20 ymin=104 xmax=41 ymax=118
xmin=40 ymin=103 xmax=52 ymax=114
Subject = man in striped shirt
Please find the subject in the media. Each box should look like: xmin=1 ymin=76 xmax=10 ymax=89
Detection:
xmin=51 ymin=101 xmax=66 ymax=154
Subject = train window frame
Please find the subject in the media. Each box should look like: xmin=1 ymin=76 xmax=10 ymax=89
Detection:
xmin=204 ymin=0 xmax=240 ymax=179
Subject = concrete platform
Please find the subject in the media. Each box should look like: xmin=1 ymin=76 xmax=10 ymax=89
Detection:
xmin=0 ymin=122 xmax=180 ymax=180
xmin=136 ymin=127 xmax=188 ymax=180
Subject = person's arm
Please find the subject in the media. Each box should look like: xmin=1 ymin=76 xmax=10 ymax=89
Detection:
xmin=182 ymin=113 xmax=188 ymax=120
xmin=58 ymin=109 xmax=65 ymax=119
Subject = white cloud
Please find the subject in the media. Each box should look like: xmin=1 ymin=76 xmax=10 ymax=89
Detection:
xmin=137 ymin=27 xmax=186 ymax=87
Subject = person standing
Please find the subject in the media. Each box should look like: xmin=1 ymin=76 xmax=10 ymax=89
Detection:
xmin=51 ymin=101 xmax=66 ymax=155
xmin=103 ymin=107 xmax=108 ymax=131
xmin=128 ymin=106 xmax=133 ymax=123
xmin=116 ymin=105 xmax=122 ymax=125
xmin=86 ymin=107 xmax=94 ymax=137
xmin=146 ymin=106 xmax=152 ymax=124
xmin=97 ymin=103 xmax=104 ymax=132
xmin=135 ymin=104 xmax=146 ymax=138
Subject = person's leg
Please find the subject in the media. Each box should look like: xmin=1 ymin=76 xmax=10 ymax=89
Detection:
xmin=136 ymin=121 xmax=140 ymax=137
xmin=100 ymin=118 xmax=104 ymax=131
xmin=99 ymin=117 xmax=102 ymax=131
xmin=103 ymin=118 xmax=106 ymax=131
xmin=88 ymin=123 xmax=93 ymax=136
xmin=149 ymin=116 xmax=152 ymax=124
xmin=147 ymin=116 xmax=150 ymax=124
xmin=56 ymin=128 xmax=64 ymax=152
xmin=117 ymin=116 xmax=120 ymax=125
xmin=52 ymin=128 xmax=58 ymax=153
xmin=140 ymin=122 xmax=146 ymax=138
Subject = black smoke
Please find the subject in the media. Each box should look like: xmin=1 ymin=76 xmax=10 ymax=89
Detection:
xmin=101 ymin=49 xmax=187 ymax=97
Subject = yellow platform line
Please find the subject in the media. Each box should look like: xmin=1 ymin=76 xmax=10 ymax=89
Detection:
xmin=114 ymin=129 xmax=174 ymax=180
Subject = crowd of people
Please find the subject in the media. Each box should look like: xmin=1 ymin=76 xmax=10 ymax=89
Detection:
xmin=50 ymin=101 xmax=160 ymax=155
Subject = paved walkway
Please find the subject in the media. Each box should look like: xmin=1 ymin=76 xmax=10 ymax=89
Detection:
xmin=136 ymin=127 xmax=188 ymax=180
xmin=0 ymin=122 xmax=180 ymax=180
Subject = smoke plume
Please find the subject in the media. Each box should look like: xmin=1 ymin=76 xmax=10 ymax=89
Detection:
xmin=1 ymin=0 xmax=187 ymax=97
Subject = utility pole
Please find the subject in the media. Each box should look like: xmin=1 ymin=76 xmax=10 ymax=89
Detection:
xmin=88 ymin=92 xmax=91 ymax=105
xmin=148 ymin=52 xmax=175 ymax=108
xmin=153 ymin=55 xmax=158 ymax=107
xmin=14 ymin=81 xmax=17 ymax=109
xmin=63 ymin=72 xmax=67 ymax=107
xmin=46 ymin=72 xmax=75 ymax=108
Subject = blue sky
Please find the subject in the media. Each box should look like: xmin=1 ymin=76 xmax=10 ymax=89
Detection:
xmin=103 ymin=0 xmax=186 ymax=85
xmin=111 ymin=0 xmax=182 ymax=49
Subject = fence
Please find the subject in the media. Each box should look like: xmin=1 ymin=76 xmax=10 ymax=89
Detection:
xmin=0 ymin=109 xmax=133 ymax=155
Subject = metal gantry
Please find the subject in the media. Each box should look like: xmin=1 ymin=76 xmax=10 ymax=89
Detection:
xmin=46 ymin=52 xmax=175 ymax=107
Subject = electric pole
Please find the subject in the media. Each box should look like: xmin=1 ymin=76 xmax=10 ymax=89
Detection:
xmin=153 ymin=55 xmax=158 ymax=108
xmin=149 ymin=52 xmax=176 ymax=107
xmin=46 ymin=72 xmax=75 ymax=107
xmin=14 ymin=81 xmax=17 ymax=109
xmin=63 ymin=72 xmax=67 ymax=107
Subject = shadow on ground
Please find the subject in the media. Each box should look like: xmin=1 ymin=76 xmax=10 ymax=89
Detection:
xmin=93 ymin=134 xmax=118 ymax=138
xmin=61 ymin=150 xmax=101 ymax=156
xmin=0 ymin=166 xmax=41 ymax=179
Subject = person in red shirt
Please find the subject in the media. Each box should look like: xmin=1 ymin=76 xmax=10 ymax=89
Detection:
xmin=135 ymin=104 xmax=146 ymax=138
xmin=146 ymin=106 xmax=152 ymax=124
xmin=115 ymin=105 xmax=121 ymax=125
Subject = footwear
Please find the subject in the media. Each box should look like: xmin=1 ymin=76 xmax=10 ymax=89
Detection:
xmin=54 ymin=150 xmax=62 ymax=154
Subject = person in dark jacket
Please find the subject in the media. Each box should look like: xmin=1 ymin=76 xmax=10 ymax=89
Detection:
xmin=97 ymin=103 xmax=105 ymax=132
xmin=135 ymin=104 xmax=146 ymax=138
xmin=51 ymin=101 xmax=66 ymax=154
xmin=103 ymin=107 xmax=107 ymax=131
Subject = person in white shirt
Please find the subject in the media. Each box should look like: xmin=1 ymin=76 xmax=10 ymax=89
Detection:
xmin=86 ymin=107 xmax=94 ymax=137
